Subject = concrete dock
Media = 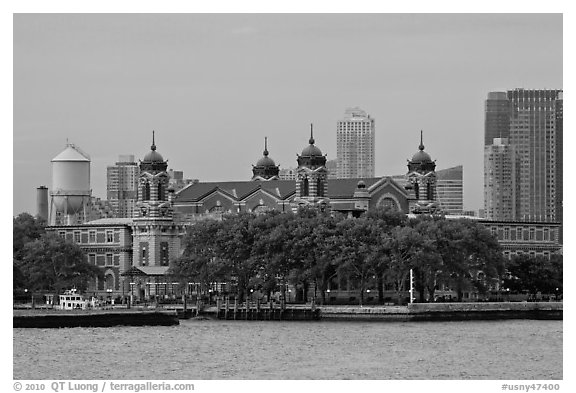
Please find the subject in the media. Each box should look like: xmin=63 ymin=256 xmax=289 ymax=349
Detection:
xmin=13 ymin=309 xmax=180 ymax=328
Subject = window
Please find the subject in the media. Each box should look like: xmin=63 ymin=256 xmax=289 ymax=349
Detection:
xmin=504 ymin=227 xmax=510 ymax=240
xmin=106 ymin=230 xmax=114 ymax=243
xmin=89 ymin=231 xmax=96 ymax=243
xmin=143 ymin=182 xmax=150 ymax=200
xmin=302 ymin=178 xmax=309 ymax=197
xmin=160 ymin=242 xmax=169 ymax=266
xmin=59 ymin=231 xmax=66 ymax=240
xmin=88 ymin=254 xmax=96 ymax=265
xmin=529 ymin=228 xmax=535 ymax=240
xmin=106 ymin=253 xmax=113 ymax=266
xmin=544 ymin=228 xmax=549 ymax=241
xmin=516 ymin=227 xmax=523 ymax=240
xmin=74 ymin=231 xmax=81 ymax=243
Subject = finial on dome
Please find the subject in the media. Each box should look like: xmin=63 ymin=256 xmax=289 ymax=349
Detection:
xmin=263 ymin=136 xmax=269 ymax=157
xmin=309 ymin=123 xmax=315 ymax=145
xmin=419 ymin=130 xmax=424 ymax=151
xmin=151 ymin=130 xmax=156 ymax=151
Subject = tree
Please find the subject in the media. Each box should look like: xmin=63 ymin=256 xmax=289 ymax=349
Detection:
xmin=168 ymin=219 xmax=227 ymax=300
xmin=214 ymin=213 xmax=261 ymax=302
xmin=503 ymin=254 xmax=563 ymax=297
xmin=17 ymin=233 xmax=103 ymax=293
xmin=386 ymin=226 xmax=424 ymax=304
xmin=13 ymin=212 xmax=46 ymax=260
xmin=334 ymin=217 xmax=381 ymax=306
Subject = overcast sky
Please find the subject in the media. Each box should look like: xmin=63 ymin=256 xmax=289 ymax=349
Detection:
xmin=13 ymin=13 xmax=562 ymax=216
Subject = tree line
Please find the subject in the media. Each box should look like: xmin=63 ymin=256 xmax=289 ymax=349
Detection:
xmin=13 ymin=213 xmax=102 ymax=297
xmin=13 ymin=210 xmax=563 ymax=304
xmin=169 ymin=208 xmax=514 ymax=305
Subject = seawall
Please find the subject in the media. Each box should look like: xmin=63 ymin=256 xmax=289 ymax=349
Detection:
xmin=319 ymin=302 xmax=562 ymax=321
xmin=13 ymin=310 xmax=180 ymax=328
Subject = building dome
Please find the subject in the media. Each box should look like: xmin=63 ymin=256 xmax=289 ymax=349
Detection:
xmin=256 ymin=138 xmax=277 ymax=167
xmin=410 ymin=131 xmax=433 ymax=163
xmin=256 ymin=155 xmax=276 ymax=167
xmin=297 ymin=124 xmax=327 ymax=169
xmin=252 ymin=137 xmax=280 ymax=180
xmin=140 ymin=131 xmax=168 ymax=172
xmin=411 ymin=148 xmax=432 ymax=163
xmin=300 ymin=127 xmax=323 ymax=157
xmin=301 ymin=143 xmax=323 ymax=157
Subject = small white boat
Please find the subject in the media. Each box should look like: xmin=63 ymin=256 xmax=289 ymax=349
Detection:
xmin=59 ymin=289 xmax=87 ymax=310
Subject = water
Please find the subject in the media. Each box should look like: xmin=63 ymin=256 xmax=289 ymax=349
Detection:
xmin=13 ymin=320 xmax=562 ymax=380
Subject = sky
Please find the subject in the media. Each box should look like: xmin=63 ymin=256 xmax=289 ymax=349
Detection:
xmin=12 ymin=13 xmax=563 ymax=216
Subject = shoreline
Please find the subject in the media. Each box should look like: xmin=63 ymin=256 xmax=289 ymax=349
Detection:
xmin=13 ymin=302 xmax=562 ymax=327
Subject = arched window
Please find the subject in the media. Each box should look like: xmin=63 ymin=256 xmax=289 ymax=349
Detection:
xmin=158 ymin=182 xmax=165 ymax=201
xmin=106 ymin=274 xmax=115 ymax=290
xmin=143 ymin=182 xmax=150 ymax=200
xmin=209 ymin=205 xmax=224 ymax=213
xmin=317 ymin=178 xmax=324 ymax=197
xmin=302 ymin=178 xmax=309 ymax=197
xmin=414 ymin=182 xmax=419 ymax=199
xmin=378 ymin=197 xmax=399 ymax=211
xmin=427 ymin=183 xmax=433 ymax=200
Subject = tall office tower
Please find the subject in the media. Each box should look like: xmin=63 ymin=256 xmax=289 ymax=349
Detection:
xmin=325 ymin=159 xmax=338 ymax=179
xmin=483 ymin=89 xmax=562 ymax=222
xmin=336 ymin=107 xmax=375 ymax=178
xmin=106 ymin=155 xmax=139 ymax=218
xmin=484 ymin=138 xmax=518 ymax=221
xmin=484 ymin=92 xmax=510 ymax=145
xmin=435 ymin=165 xmax=464 ymax=215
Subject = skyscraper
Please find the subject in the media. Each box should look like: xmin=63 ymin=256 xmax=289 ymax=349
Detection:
xmin=336 ymin=107 xmax=375 ymax=178
xmin=483 ymin=89 xmax=562 ymax=222
xmin=484 ymin=138 xmax=518 ymax=221
xmin=107 ymin=154 xmax=139 ymax=218
xmin=436 ymin=165 xmax=464 ymax=216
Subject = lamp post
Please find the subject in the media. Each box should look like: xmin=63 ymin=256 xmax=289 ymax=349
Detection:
xmin=106 ymin=288 xmax=113 ymax=308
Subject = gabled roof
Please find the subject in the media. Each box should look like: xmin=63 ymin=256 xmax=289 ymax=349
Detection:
xmin=175 ymin=180 xmax=296 ymax=203
xmin=327 ymin=178 xmax=381 ymax=198
xmin=121 ymin=266 xmax=170 ymax=276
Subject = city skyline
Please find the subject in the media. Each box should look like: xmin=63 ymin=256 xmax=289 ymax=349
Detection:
xmin=13 ymin=14 xmax=562 ymax=216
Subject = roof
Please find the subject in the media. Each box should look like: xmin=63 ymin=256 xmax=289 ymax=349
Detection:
xmin=85 ymin=218 xmax=133 ymax=226
xmin=121 ymin=266 xmax=170 ymax=276
xmin=175 ymin=180 xmax=296 ymax=202
xmin=52 ymin=144 xmax=91 ymax=162
xmin=175 ymin=176 xmax=407 ymax=202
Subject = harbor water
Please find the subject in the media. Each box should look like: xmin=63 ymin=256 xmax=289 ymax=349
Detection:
xmin=13 ymin=319 xmax=562 ymax=380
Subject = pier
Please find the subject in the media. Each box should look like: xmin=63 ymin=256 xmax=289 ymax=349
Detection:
xmin=13 ymin=309 xmax=180 ymax=328
xmin=214 ymin=298 xmax=321 ymax=321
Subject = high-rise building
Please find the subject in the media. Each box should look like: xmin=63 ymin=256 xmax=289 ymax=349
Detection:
xmin=484 ymin=138 xmax=518 ymax=221
xmin=436 ymin=165 xmax=464 ymax=216
xmin=107 ymin=154 xmax=139 ymax=218
xmin=483 ymin=89 xmax=562 ymax=222
xmin=336 ymin=107 xmax=375 ymax=178
xmin=484 ymin=92 xmax=510 ymax=145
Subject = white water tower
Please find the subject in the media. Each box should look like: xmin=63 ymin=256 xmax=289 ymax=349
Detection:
xmin=49 ymin=143 xmax=92 ymax=225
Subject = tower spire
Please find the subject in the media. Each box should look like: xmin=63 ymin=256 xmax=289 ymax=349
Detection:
xmin=263 ymin=136 xmax=269 ymax=156
xmin=419 ymin=130 xmax=425 ymax=151
xmin=151 ymin=130 xmax=156 ymax=151
xmin=309 ymin=123 xmax=315 ymax=145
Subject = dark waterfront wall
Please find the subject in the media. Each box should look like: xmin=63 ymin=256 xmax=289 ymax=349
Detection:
xmin=13 ymin=310 xmax=179 ymax=328
xmin=319 ymin=302 xmax=562 ymax=321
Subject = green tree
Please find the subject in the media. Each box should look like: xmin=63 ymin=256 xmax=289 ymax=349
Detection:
xmin=168 ymin=219 xmax=226 ymax=300
xmin=504 ymin=254 xmax=563 ymax=297
xmin=13 ymin=212 xmax=46 ymax=260
xmin=18 ymin=233 xmax=103 ymax=293
xmin=214 ymin=213 xmax=261 ymax=302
